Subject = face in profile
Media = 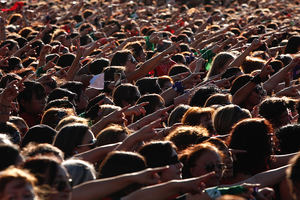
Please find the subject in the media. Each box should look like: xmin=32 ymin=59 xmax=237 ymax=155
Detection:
xmin=2 ymin=179 xmax=35 ymax=200
xmin=190 ymin=149 xmax=224 ymax=187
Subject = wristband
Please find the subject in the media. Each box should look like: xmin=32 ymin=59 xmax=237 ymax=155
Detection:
xmin=172 ymin=81 xmax=185 ymax=94
xmin=251 ymin=74 xmax=262 ymax=84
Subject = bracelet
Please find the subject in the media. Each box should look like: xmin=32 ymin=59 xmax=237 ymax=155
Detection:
xmin=172 ymin=81 xmax=185 ymax=94
xmin=251 ymin=74 xmax=262 ymax=84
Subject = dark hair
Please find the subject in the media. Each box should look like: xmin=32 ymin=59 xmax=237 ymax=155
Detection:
xmin=112 ymin=84 xmax=140 ymax=107
xmin=17 ymin=81 xmax=46 ymax=113
xmin=44 ymin=99 xmax=75 ymax=111
xmin=285 ymin=35 xmax=300 ymax=54
xmin=21 ymin=125 xmax=57 ymax=148
xmin=258 ymin=97 xmax=289 ymax=129
xmin=227 ymin=118 xmax=274 ymax=175
xmin=88 ymin=58 xmax=109 ymax=75
xmin=168 ymin=104 xmax=190 ymax=126
xmin=139 ymin=141 xmax=177 ymax=167
xmin=0 ymin=122 xmax=21 ymax=145
xmin=53 ymin=123 xmax=89 ymax=158
xmin=136 ymin=94 xmax=165 ymax=115
xmin=189 ymin=85 xmax=220 ymax=107
xmin=111 ymin=50 xmax=132 ymax=66
xmin=99 ymin=151 xmax=146 ymax=178
xmin=60 ymin=81 xmax=85 ymax=102
xmin=47 ymin=88 xmax=77 ymax=104
xmin=276 ymin=124 xmax=300 ymax=154
xmin=230 ymin=75 xmax=252 ymax=95
xmin=57 ymin=53 xmax=76 ymax=68
xmin=135 ymin=77 xmax=162 ymax=95
xmin=0 ymin=144 xmax=20 ymax=170
xmin=98 ymin=151 xmax=146 ymax=198
xmin=168 ymin=65 xmax=191 ymax=76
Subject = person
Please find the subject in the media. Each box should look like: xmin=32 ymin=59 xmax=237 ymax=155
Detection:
xmin=0 ymin=167 xmax=38 ymax=200
xmin=22 ymin=156 xmax=72 ymax=200
xmin=53 ymin=123 xmax=96 ymax=158
xmin=139 ymin=141 xmax=183 ymax=182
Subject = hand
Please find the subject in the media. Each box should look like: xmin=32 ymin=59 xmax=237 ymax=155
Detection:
xmin=259 ymin=58 xmax=274 ymax=80
xmin=131 ymin=166 xmax=169 ymax=185
xmin=104 ymin=105 xmax=129 ymax=126
xmin=176 ymin=172 xmax=216 ymax=194
xmin=124 ymin=102 xmax=148 ymax=117
xmin=131 ymin=118 xmax=163 ymax=142
xmin=250 ymin=38 xmax=263 ymax=51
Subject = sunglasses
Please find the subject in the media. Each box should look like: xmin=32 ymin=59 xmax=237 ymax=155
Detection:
xmin=77 ymin=138 xmax=97 ymax=149
xmin=54 ymin=178 xmax=73 ymax=192
xmin=205 ymin=163 xmax=226 ymax=173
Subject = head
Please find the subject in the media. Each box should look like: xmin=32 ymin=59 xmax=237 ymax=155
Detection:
xmin=0 ymin=167 xmax=37 ymax=200
xmin=53 ymin=123 xmax=95 ymax=158
xmin=227 ymin=118 xmax=275 ymax=175
xmin=17 ymin=81 xmax=46 ymax=115
xmin=112 ymin=84 xmax=140 ymax=107
xmin=96 ymin=124 xmax=130 ymax=146
xmin=213 ymin=105 xmax=251 ymax=135
xmin=206 ymin=52 xmax=234 ymax=79
xmin=168 ymin=104 xmax=191 ymax=126
xmin=285 ymin=35 xmax=300 ymax=54
xmin=21 ymin=143 xmax=64 ymax=162
xmin=139 ymin=141 xmax=183 ymax=182
xmin=63 ymin=159 xmax=96 ymax=187
xmin=21 ymin=125 xmax=57 ymax=148
xmin=0 ymin=144 xmax=23 ymax=171
xmin=287 ymin=152 xmax=300 ymax=200
xmin=182 ymin=107 xmax=215 ymax=136
xmin=276 ymin=124 xmax=300 ymax=154
xmin=22 ymin=156 xmax=71 ymax=200
xmin=189 ymin=85 xmax=221 ymax=107
xmin=204 ymin=93 xmax=232 ymax=107
xmin=180 ymin=142 xmax=224 ymax=187
xmin=41 ymin=108 xmax=75 ymax=129
xmin=259 ymin=97 xmax=291 ymax=130
xmin=135 ymin=77 xmax=162 ymax=95
xmin=98 ymin=151 xmax=146 ymax=198
xmin=165 ymin=125 xmax=209 ymax=151
xmin=111 ymin=50 xmax=137 ymax=73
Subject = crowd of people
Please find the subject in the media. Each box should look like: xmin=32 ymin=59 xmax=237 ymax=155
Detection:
xmin=0 ymin=0 xmax=300 ymax=199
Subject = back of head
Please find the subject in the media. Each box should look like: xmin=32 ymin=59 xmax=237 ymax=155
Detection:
xmin=63 ymin=159 xmax=96 ymax=186
xmin=96 ymin=124 xmax=129 ymax=146
xmin=189 ymin=85 xmax=220 ymax=107
xmin=21 ymin=143 xmax=64 ymax=161
xmin=165 ymin=126 xmax=209 ymax=151
xmin=139 ymin=141 xmax=175 ymax=168
xmin=21 ymin=125 xmax=57 ymax=148
xmin=168 ymin=104 xmax=191 ymax=126
xmin=0 ymin=144 xmax=20 ymax=171
xmin=99 ymin=151 xmax=146 ymax=178
xmin=213 ymin=105 xmax=251 ymax=135
xmin=276 ymin=124 xmax=300 ymax=154
xmin=135 ymin=77 xmax=162 ymax=95
xmin=53 ymin=123 xmax=89 ymax=158
xmin=259 ymin=97 xmax=288 ymax=129
xmin=112 ymin=83 xmax=140 ymax=107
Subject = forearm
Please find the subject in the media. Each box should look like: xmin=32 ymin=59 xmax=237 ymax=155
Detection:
xmin=66 ymin=56 xmax=81 ymax=81
xmin=271 ymin=153 xmax=298 ymax=168
xmin=232 ymin=81 xmax=256 ymax=106
xmin=236 ymin=165 xmax=289 ymax=188
xmin=72 ymin=173 xmax=135 ymax=200
xmin=227 ymin=47 xmax=252 ymax=68
xmin=160 ymin=87 xmax=178 ymax=106
xmin=126 ymin=53 xmax=164 ymax=82
xmin=122 ymin=181 xmax=179 ymax=200
xmin=74 ymin=143 xmax=120 ymax=163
